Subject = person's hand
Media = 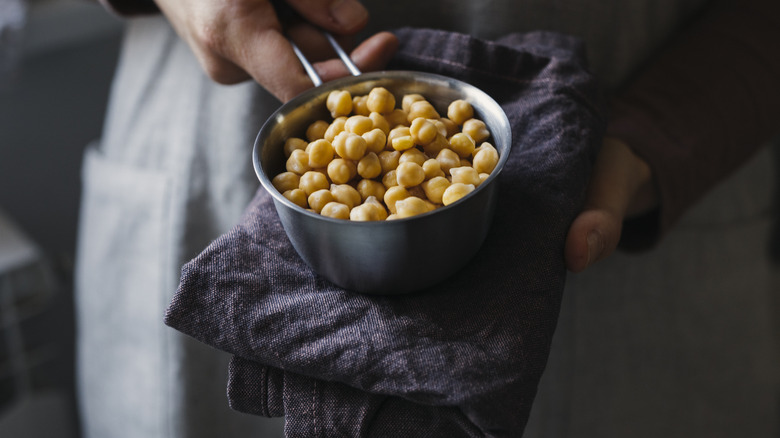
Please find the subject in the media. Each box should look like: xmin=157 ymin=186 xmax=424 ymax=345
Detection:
xmin=564 ymin=137 xmax=659 ymax=273
xmin=153 ymin=0 xmax=399 ymax=102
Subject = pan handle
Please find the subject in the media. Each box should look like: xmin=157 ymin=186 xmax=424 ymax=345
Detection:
xmin=290 ymin=31 xmax=362 ymax=87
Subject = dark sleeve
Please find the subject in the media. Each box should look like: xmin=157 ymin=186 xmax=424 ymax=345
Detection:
xmin=97 ymin=0 xmax=159 ymax=16
xmin=606 ymin=0 xmax=780 ymax=248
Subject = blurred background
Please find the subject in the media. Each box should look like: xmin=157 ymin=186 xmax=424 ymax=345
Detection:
xmin=0 ymin=0 xmax=123 ymax=435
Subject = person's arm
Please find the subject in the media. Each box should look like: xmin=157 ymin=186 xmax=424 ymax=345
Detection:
xmin=566 ymin=0 xmax=780 ymax=272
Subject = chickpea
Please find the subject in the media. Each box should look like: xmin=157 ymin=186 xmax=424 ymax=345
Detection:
xmin=362 ymin=128 xmax=387 ymax=155
xmin=449 ymin=166 xmax=481 ymax=186
xmin=447 ymin=99 xmax=474 ymax=125
xmin=385 ymin=109 xmax=410 ymax=127
xmin=320 ymin=202 xmax=350 ymax=220
xmin=330 ymin=184 xmax=361 ymax=209
xmin=284 ymin=137 xmax=307 ymax=157
xmin=349 ymin=196 xmax=387 ymax=221
xmin=382 ymin=169 xmax=399 ymax=188
xmin=383 ymin=186 xmax=410 ymax=214
xmin=333 ymin=131 xmax=368 ymax=160
xmin=387 ymin=126 xmax=411 ymax=147
xmin=407 ymin=100 xmax=440 ymax=123
xmin=462 ymin=118 xmax=490 ymax=143
xmin=299 ymin=171 xmax=329 ymax=196
xmin=421 ymin=176 xmax=450 ymax=204
xmin=344 ymin=115 xmax=373 ymax=135
xmin=307 ymin=189 xmax=336 ymax=213
xmin=286 ymin=149 xmax=311 ymax=175
xmin=306 ymin=138 xmax=335 ymax=168
xmin=391 ymin=135 xmax=415 ymax=152
xmin=435 ymin=148 xmax=461 ymax=175
xmin=449 ymin=132 xmax=476 ymax=157
xmin=399 ymin=148 xmax=427 ymax=166
xmin=306 ymin=120 xmax=329 ymax=141
xmin=368 ymin=112 xmax=390 ymax=135
xmin=283 ymin=188 xmax=308 ymax=208
xmin=401 ymin=94 xmax=425 ymax=113
xmin=352 ymin=95 xmax=370 ymax=116
xmin=366 ymin=87 xmax=396 ymax=114
xmin=479 ymin=173 xmax=490 ymax=184
xmin=356 ymin=179 xmax=386 ymax=201
xmin=442 ymin=183 xmax=475 ymax=206
xmin=409 ymin=117 xmax=438 ymax=146
xmin=472 ymin=142 xmax=499 ymax=174
xmin=378 ymin=150 xmax=401 ymax=173
xmin=396 ymin=162 xmax=425 ymax=188
xmin=357 ymin=152 xmax=382 ymax=179
xmin=327 ymin=158 xmax=357 ymax=184
xmin=324 ymin=117 xmax=347 ymax=142
xmin=422 ymin=158 xmax=445 ymax=180
xmin=271 ymin=171 xmax=300 ymax=193
xmin=395 ymin=196 xmax=434 ymax=218
xmin=422 ymin=133 xmax=450 ymax=157
xmin=326 ymin=90 xmax=352 ymax=118
xmin=407 ymin=185 xmax=426 ymax=200
xmin=437 ymin=117 xmax=459 ymax=137
xmin=460 ymin=158 xmax=471 ymax=167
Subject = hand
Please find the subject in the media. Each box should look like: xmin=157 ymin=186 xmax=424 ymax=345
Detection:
xmin=153 ymin=0 xmax=399 ymax=102
xmin=564 ymin=137 xmax=659 ymax=273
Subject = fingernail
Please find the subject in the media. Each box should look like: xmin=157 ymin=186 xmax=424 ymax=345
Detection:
xmin=330 ymin=0 xmax=368 ymax=30
xmin=586 ymin=230 xmax=604 ymax=268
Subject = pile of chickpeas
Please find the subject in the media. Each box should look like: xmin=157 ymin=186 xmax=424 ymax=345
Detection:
xmin=270 ymin=87 xmax=500 ymax=221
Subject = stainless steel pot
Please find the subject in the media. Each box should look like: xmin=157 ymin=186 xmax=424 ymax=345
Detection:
xmin=252 ymin=35 xmax=511 ymax=294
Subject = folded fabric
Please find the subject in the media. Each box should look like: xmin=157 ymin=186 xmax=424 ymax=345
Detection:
xmin=165 ymin=28 xmax=605 ymax=437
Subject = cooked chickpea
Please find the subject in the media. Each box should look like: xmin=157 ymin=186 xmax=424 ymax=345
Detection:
xmin=352 ymin=95 xmax=369 ymax=116
xmin=356 ymin=179 xmax=386 ymax=201
xmin=320 ymin=202 xmax=350 ymax=220
xmin=283 ymin=188 xmax=308 ymax=208
xmin=327 ymin=158 xmax=357 ymax=184
xmin=407 ymin=100 xmax=440 ymax=122
xmin=436 ymin=148 xmax=461 ymax=175
xmin=422 ymin=158 xmax=445 ymax=180
xmin=422 ymin=133 xmax=450 ymax=157
xmin=333 ymin=131 xmax=368 ymax=160
xmin=387 ymin=126 xmax=411 ymax=147
xmin=306 ymin=120 xmax=329 ymax=141
xmin=449 ymin=166 xmax=481 ymax=186
xmin=272 ymin=171 xmax=300 ymax=193
xmin=438 ymin=117 xmax=459 ymax=137
xmin=308 ymin=189 xmax=336 ymax=213
xmin=368 ymin=112 xmax=390 ymax=135
xmin=472 ymin=142 xmax=499 ymax=174
xmin=395 ymin=196 xmax=434 ymax=218
xmin=479 ymin=173 xmax=490 ymax=184
xmin=442 ymin=183 xmax=475 ymax=206
xmin=378 ymin=150 xmax=401 ymax=173
xmin=447 ymin=99 xmax=474 ymax=125
xmin=324 ymin=117 xmax=347 ymax=142
xmin=383 ymin=186 xmax=410 ymax=214
xmin=299 ymin=171 xmax=329 ymax=196
xmin=366 ymin=87 xmax=396 ymax=114
xmin=409 ymin=117 xmax=437 ymax=146
xmin=382 ymin=169 xmax=399 ymax=188
xmin=399 ymin=148 xmax=427 ymax=167
xmin=362 ymin=128 xmax=387 ymax=154
xmin=306 ymin=139 xmax=335 ymax=168
xmin=349 ymin=196 xmax=387 ymax=221
xmin=385 ymin=109 xmax=410 ymax=127
xmin=421 ymin=176 xmax=450 ymax=204
xmin=284 ymin=137 xmax=307 ymax=157
xmin=344 ymin=115 xmax=373 ymax=135
xmin=391 ymin=135 xmax=415 ymax=151
xmin=286 ymin=149 xmax=311 ymax=174
xmin=357 ymin=152 xmax=382 ymax=179
xmin=449 ymin=132 xmax=476 ymax=157
xmin=401 ymin=94 xmax=425 ymax=113
xmin=396 ymin=162 xmax=425 ymax=188
xmin=462 ymin=118 xmax=490 ymax=143
xmin=326 ymin=90 xmax=352 ymax=118
xmin=330 ymin=184 xmax=361 ymax=209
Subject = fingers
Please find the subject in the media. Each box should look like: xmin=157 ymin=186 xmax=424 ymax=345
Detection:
xmin=564 ymin=137 xmax=657 ymax=273
xmin=286 ymin=0 xmax=369 ymax=34
xmin=315 ymin=32 xmax=399 ymax=82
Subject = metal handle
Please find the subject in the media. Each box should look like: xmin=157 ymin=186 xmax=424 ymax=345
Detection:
xmin=290 ymin=31 xmax=362 ymax=87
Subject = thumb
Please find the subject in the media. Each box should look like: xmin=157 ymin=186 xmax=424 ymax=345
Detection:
xmin=564 ymin=137 xmax=656 ymax=273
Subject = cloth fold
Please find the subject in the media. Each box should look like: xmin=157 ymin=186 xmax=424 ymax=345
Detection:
xmin=165 ymin=28 xmax=605 ymax=437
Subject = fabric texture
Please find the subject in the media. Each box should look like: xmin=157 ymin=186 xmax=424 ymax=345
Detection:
xmin=164 ymin=28 xmax=605 ymax=437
